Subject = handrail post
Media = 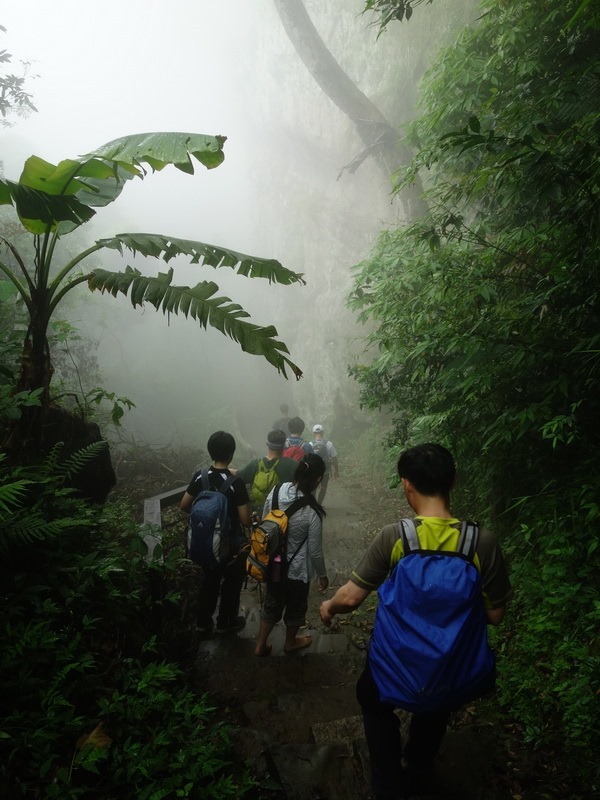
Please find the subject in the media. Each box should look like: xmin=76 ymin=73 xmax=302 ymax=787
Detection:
xmin=141 ymin=485 xmax=188 ymax=561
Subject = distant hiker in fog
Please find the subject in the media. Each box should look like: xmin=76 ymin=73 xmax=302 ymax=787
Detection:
xmin=283 ymin=416 xmax=314 ymax=461
xmin=179 ymin=431 xmax=251 ymax=636
xmin=272 ymin=403 xmax=291 ymax=437
xmin=320 ymin=443 xmax=512 ymax=800
xmin=233 ymin=429 xmax=298 ymax=513
xmin=254 ymin=453 xmax=329 ymax=657
xmin=309 ymin=424 xmax=338 ymax=505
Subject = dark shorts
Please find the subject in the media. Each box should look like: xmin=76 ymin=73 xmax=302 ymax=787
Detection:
xmin=260 ymin=579 xmax=310 ymax=627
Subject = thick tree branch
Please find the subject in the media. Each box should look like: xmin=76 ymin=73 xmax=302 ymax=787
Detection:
xmin=273 ymin=0 xmax=427 ymax=218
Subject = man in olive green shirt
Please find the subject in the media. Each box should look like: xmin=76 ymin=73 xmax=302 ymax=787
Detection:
xmin=321 ymin=443 xmax=512 ymax=800
xmin=233 ymin=429 xmax=298 ymax=513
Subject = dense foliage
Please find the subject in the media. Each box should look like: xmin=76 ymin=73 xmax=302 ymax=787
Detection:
xmin=350 ymin=0 xmax=599 ymax=783
xmin=0 ymin=26 xmax=36 ymax=126
xmin=0 ymin=446 xmax=251 ymax=798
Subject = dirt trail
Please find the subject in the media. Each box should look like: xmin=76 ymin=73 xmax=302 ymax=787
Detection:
xmin=193 ymin=473 xmax=513 ymax=799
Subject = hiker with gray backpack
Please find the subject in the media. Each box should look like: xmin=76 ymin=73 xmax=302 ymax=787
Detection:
xmin=179 ymin=431 xmax=251 ymax=636
xmin=320 ymin=443 xmax=512 ymax=800
xmin=309 ymin=424 xmax=339 ymax=505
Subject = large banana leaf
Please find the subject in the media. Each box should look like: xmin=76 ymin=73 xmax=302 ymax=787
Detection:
xmin=0 ymin=178 xmax=95 ymax=233
xmin=97 ymin=233 xmax=305 ymax=286
xmin=0 ymin=132 xmax=227 ymax=233
xmin=88 ymin=267 xmax=303 ymax=379
xmin=86 ymin=132 xmax=227 ymax=174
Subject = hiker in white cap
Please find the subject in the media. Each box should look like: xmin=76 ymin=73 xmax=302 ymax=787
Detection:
xmin=309 ymin=424 xmax=339 ymax=505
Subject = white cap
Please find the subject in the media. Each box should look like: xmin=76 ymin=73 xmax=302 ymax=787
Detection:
xmin=312 ymin=424 xmax=324 ymax=433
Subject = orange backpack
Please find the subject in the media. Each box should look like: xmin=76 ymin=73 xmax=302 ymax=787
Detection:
xmin=246 ymin=486 xmax=310 ymax=583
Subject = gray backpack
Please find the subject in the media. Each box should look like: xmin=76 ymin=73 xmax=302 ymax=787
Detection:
xmin=310 ymin=440 xmax=330 ymax=473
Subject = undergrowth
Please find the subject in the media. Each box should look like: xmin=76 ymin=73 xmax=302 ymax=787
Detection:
xmin=0 ymin=445 xmax=252 ymax=799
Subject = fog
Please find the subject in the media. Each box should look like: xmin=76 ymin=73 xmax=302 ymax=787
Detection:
xmin=1 ymin=0 xmax=469 ymax=456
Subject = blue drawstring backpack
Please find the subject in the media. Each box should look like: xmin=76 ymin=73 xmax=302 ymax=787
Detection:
xmin=369 ymin=519 xmax=496 ymax=713
xmin=187 ymin=470 xmax=237 ymax=568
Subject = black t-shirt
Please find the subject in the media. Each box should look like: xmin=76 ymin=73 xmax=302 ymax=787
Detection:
xmin=186 ymin=467 xmax=250 ymax=530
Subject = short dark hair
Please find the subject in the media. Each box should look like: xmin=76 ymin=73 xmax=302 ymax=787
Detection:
xmin=267 ymin=429 xmax=286 ymax=450
xmin=397 ymin=443 xmax=455 ymax=497
xmin=288 ymin=416 xmax=305 ymax=436
xmin=207 ymin=431 xmax=236 ymax=463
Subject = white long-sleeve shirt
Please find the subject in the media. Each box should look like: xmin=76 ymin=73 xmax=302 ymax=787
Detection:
xmin=263 ymin=482 xmax=327 ymax=583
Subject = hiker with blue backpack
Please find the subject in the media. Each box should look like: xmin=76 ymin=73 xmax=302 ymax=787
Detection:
xmin=254 ymin=453 xmax=329 ymax=657
xmin=179 ymin=431 xmax=251 ymax=636
xmin=283 ymin=416 xmax=314 ymax=461
xmin=320 ymin=443 xmax=512 ymax=800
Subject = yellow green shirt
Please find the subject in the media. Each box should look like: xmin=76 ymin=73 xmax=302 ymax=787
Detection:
xmin=351 ymin=516 xmax=512 ymax=609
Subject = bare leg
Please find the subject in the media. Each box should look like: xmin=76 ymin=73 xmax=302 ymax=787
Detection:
xmin=284 ymin=624 xmax=313 ymax=653
xmin=254 ymin=619 xmax=275 ymax=656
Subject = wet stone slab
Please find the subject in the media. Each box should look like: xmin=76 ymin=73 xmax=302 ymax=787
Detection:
xmin=310 ymin=714 xmax=365 ymax=756
xmin=267 ymin=741 xmax=366 ymax=800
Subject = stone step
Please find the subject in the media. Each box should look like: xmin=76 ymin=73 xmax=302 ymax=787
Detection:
xmin=198 ymin=626 xmax=358 ymax=659
xmin=265 ymin=740 xmax=368 ymax=800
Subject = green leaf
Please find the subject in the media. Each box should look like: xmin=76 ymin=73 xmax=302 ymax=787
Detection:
xmin=97 ymin=233 xmax=305 ymax=286
xmin=3 ymin=132 xmax=227 ymax=233
xmin=84 ymin=131 xmax=227 ymax=174
xmin=0 ymin=178 xmax=95 ymax=234
xmin=88 ymin=267 xmax=302 ymax=378
xmin=0 ymin=479 xmax=32 ymax=513
xmin=0 ymin=279 xmax=18 ymax=301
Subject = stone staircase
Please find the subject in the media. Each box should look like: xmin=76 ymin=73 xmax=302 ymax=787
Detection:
xmin=193 ymin=599 xmax=511 ymax=800
xmin=189 ymin=480 xmax=512 ymax=800
xmin=194 ymin=597 xmax=372 ymax=799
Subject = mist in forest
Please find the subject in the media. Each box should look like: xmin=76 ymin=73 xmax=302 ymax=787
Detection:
xmin=1 ymin=0 xmax=472 ymax=457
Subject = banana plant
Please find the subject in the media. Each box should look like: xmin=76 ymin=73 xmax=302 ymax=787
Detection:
xmin=0 ymin=131 xmax=304 ymax=411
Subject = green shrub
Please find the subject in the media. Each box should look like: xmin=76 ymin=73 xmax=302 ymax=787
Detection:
xmin=0 ymin=448 xmax=252 ymax=798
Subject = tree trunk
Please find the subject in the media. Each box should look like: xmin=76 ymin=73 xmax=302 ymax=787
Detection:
xmin=273 ymin=0 xmax=428 ymax=219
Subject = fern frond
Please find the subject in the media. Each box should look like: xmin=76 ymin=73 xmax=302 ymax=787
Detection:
xmin=0 ymin=480 xmax=32 ymax=513
xmin=0 ymin=511 xmax=90 ymax=554
xmin=56 ymin=441 xmax=109 ymax=481
xmin=44 ymin=442 xmax=67 ymax=473
xmin=0 ymin=509 xmax=52 ymax=553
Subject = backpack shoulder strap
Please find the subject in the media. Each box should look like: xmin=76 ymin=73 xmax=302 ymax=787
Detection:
xmin=200 ymin=468 xmax=210 ymax=492
xmin=271 ymin=483 xmax=280 ymax=511
xmin=398 ymin=518 xmax=420 ymax=554
xmin=218 ymin=473 xmax=237 ymax=496
xmin=285 ymin=494 xmax=312 ymax=518
xmin=457 ymin=520 xmax=479 ymax=561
